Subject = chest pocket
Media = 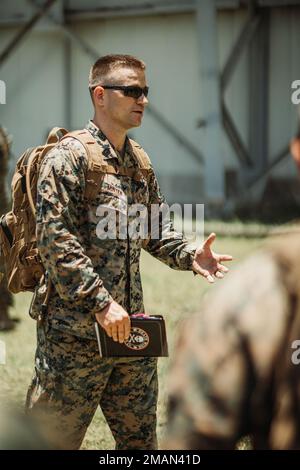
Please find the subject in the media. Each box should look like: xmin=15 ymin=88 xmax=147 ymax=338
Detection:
xmin=84 ymin=165 xmax=149 ymax=206
xmin=97 ymin=174 xmax=128 ymax=215
xmin=98 ymin=174 xmax=126 ymax=200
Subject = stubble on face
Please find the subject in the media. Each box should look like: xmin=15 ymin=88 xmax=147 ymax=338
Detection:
xmin=103 ymin=67 xmax=148 ymax=131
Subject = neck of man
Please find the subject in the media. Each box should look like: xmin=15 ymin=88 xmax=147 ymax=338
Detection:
xmin=93 ymin=115 xmax=127 ymax=153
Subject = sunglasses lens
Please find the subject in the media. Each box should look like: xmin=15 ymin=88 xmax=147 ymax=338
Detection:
xmin=124 ymin=88 xmax=141 ymax=98
xmin=124 ymin=87 xmax=149 ymax=99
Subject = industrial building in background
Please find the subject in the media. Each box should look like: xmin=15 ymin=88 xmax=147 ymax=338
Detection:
xmin=0 ymin=0 xmax=299 ymax=219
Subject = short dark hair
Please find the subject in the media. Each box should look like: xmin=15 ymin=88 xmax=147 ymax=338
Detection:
xmin=89 ymin=54 xmax=146 ymax=89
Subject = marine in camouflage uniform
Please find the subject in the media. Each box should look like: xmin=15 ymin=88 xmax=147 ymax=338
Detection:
xmin=0 ymin=127 xmax=14 ymax=331
xmin=26 ymin=120 xmax=195 ymax=450
xmin=25 ymin=55 xmax=231 ymax=450
xmin=165 ymin=233 xmax=300 ymax=449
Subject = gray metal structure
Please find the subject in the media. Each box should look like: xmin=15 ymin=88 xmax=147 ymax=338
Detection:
xmin=0 ymin=0 xmax=300 ymax=213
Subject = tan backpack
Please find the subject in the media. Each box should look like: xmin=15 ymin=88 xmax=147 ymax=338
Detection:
xmin=0 ymin=127 xmax=151 ymax=294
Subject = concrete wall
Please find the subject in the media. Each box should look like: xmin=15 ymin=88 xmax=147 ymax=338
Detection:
xmin=0 ymin=5 xmax=299 ymax=204
xmin=268 ymin=6 xmax=300 ymax=178
xmin=0 ymin=27 xmax=66 ymax=182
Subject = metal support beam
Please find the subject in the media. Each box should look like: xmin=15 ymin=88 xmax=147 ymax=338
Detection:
xmin=222 ymin=101 xmax=253 ymax=166
xmin=3 ymin=1 xmax=300 ymax=27
xmin=196 ymin=0 xmax=225 ymax=206
xmin=247 ymin=144 xmax=290 ymax=190
xmin=221 ymin=3 xmax=261 ymax=92
xmin=220 ymin=2 xmax=262 ymax=168
xmin=247 ymin=7 xmax=270 ymax=183
xmin=0 ymin=0 xmax=58 ymax=69
xmin=64 ymin=35 xmax=72 ymax=131
xmin=247 ymin=104 xmax=300 ymax=193
xmin=146 ymin=106 xmax=203 ymax=165
xmin=241 ymin=106 xmax=299 ymax=201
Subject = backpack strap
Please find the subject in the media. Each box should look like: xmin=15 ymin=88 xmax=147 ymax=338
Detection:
xmin=25 ymin=127 xmax=70 ymax=216
xmin=26 ymin=130 xmax=153 ymax=208
xmin=60 ymin=131 xmax=152 ymax=199
xmin=26 ymin=144 xmax=57 ymax=217
xmin=46 ymin=127 xmax=68 ymax=145
xmin=60 ymin=130 xmax=107 ymax=199
xmin=0 ymin=214 xmax=13 ymax=247
xmin=61 ymin=131 xmax=152 ymax=172
xmin=129 ymin=138 xmax=152 ymax=179
xmin=60 ymin=129 xmax=102 ymax=168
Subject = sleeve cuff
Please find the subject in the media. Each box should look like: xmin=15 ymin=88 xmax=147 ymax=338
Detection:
xmin=178 ymin=244 xmax=196 ymax=271
xmin=91 ymin=287 xmax=113 ymax=315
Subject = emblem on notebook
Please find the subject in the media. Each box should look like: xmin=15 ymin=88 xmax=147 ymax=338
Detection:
xmin=125 ymin=327 xmax=149 ymax=351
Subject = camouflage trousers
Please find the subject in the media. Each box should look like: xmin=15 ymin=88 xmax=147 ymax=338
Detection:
xmin=25 ymin=320 xmax=158 ymax=450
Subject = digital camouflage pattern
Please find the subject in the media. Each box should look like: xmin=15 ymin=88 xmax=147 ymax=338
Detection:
xmin=26 ymin=321 xmax=158 ymax=450
xmin=27 ymin=120 xmax=195 ymax=449
xmin=165 ymin=233 xmax=300 ymax=450
xmin=30 ymin=120 xmax=195 ymax=338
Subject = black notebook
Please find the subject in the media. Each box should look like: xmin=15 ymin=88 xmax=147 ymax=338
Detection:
xmin=94 ymin=315 xmax=168 ymax=357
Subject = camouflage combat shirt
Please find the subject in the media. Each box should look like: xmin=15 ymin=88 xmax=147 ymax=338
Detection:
xmin=30 ymin=120 xmax=195 ymax=339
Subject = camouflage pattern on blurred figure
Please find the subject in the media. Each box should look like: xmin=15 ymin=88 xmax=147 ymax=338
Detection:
xmin=165 ymin=233 xmax=300 ymax=450
xmin=0 ymin=407 xmax=51 ymax=450
xmin=0 ymin=127 xmax=14 ymax=331
xmin=26 ymin=120 xmax=195 ymax=449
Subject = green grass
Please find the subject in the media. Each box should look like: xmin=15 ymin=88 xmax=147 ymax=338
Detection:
xmin=0 ymin=235 xmax=262 ymax=449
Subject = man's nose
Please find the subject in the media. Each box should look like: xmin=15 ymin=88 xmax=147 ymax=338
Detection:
xmin=137 ymin=94 xmax=148 ymax=106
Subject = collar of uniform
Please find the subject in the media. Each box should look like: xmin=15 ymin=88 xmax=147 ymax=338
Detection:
xmin=126 ymin=138 xmax=139 ymax=161
xmin=85 ymin=120 xmax=119 ymax=161
xmin=86 ymin=120 xmax=137 ymax=167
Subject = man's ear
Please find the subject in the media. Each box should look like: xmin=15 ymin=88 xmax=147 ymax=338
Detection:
xmin=93 ymin=86 xmax=105 ymax=106
xmin=290 ymin=137 xmax=300 ymax=169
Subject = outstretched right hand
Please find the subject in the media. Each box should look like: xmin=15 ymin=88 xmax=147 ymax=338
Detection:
xmin=95 ymin=301 xmax=131 ymax=344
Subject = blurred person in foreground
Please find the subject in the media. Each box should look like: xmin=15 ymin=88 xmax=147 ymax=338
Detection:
xmin=164 ymin=125 xmax=300 ymax=450
xmin=0 ymin=407 xmax=50 ymax=450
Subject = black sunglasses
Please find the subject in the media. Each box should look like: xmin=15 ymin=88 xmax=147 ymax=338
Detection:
xmin=92 ymin=85 xmax=149 ymax=99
